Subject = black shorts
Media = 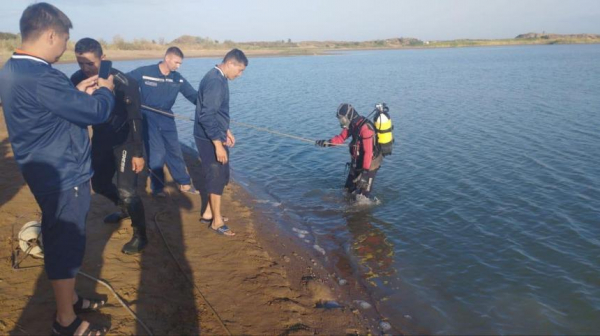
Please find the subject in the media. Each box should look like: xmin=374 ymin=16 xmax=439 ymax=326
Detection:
xmin=195 ymin=138 xmax=230 ymax=196
xmin=33 ymin=181 xmax=90 ymax=280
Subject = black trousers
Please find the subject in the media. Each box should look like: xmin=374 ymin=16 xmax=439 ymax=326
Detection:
xmin=91 ymin=139 xmax=145 ymax=229
xmin=345 ymin=154 xmax=383 ymax=198
xmin=345 ymin=166 xmax=378 ymax=197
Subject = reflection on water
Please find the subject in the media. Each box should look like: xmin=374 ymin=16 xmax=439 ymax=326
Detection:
xmin=344 ymin=210 xmax=396 ymax=283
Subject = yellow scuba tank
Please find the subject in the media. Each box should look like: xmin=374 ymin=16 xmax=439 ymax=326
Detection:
xmin=373 ymin=103 xmax=393 ymax=156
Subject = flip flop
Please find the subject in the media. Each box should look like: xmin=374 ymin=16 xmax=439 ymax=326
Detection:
xmin=51 ymin=317 xmax=108 ymax=336
xmin=73 ymin=296 xmax=107 ymax=314
xmin=210 ymin=225 xmax=235 ymax=236
xmin=179 ymin=185 xmax=199 ymax=195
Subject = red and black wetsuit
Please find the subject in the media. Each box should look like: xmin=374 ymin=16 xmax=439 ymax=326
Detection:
xmin=329 ymin=117 xmax=382 ymax=197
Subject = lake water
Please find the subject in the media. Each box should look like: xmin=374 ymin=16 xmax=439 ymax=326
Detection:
xmin=55 ymin=44 xmax=600 ymax=334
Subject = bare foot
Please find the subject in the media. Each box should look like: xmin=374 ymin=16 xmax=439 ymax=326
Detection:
xmin=179 ymin=184 xmax=199 ymax=194
xmin=211 ymin=224 xmax=235 ymax=236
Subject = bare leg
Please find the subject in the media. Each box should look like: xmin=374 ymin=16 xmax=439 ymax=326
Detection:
xmin=201 ymin=198 xmax=213 ymax=220
xmin=209 ymin=193 xmax=234 ymax=236
xmin=201 ymin=198 xmax=227 ymax=222
xmin=53 ymin=279 xmax=99 ymax=335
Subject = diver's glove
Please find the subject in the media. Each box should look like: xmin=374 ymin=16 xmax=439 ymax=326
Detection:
xmin=354 ymin=171 xmax=371 ymax=191
xmin=315 ymin=140 xmax=331 ymax=147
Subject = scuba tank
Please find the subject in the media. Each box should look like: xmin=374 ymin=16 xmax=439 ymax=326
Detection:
xmin=373 ymin=103 xmax=394 ymax=156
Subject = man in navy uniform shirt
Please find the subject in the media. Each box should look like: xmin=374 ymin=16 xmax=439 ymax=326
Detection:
xmin=0 ymin=3 xmax=114 ymax=334
xmin=195 ymin=49 xmax=248 ymax=236
xmin=129 ymin=47 xmax=198 ymax=197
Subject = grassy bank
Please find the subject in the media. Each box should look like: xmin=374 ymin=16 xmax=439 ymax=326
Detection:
xmin=1 ymin=32 xmax=599 ymax=65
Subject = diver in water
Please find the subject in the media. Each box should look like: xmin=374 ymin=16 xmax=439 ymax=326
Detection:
xmin=316 ymin=103 xmax=383 ymax=200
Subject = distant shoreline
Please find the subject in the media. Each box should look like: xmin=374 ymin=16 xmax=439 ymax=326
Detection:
xmin=2 ymin=37 xmax=600 ymax=66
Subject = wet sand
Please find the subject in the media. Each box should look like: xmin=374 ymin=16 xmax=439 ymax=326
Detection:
xmin=0 ymin=108 xmax=380 ymax=334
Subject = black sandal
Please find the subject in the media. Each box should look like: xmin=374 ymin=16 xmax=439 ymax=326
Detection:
xmin=73 ymin=296 xmax=107 ymax=314
xmin=51 ymin=317 xmax=108 ymax=336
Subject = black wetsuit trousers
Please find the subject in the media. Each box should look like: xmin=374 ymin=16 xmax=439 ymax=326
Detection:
xmin=345 ymin=154 xmax=382 ymax=198
xmin=345 ymin=166 xmax=378 ymax=198
xmin=91 ymin=137 xmax=146 ymax=229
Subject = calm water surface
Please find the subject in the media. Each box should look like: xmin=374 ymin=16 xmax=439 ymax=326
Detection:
xmin=56 ymin=44 xmax=600 ymax=334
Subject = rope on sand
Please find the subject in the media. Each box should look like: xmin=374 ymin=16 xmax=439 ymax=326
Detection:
xmin=10 ymin=224 xmax=153 ymax=335
xmin=147 ymin=168 xmax=232 ymax=336
xmin=77 ymin=271 xmax=154 ymax=335
xmin=152 ymin=211 xmax=232 ymax=336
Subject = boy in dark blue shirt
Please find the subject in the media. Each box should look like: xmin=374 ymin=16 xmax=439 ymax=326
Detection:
xmin=195 ymin=49 xmax=248 ymax=236
xmin=129 ymin=47 xmax=198 ymax=197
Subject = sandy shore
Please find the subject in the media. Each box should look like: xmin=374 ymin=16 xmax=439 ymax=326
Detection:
xmin=0 ymin=108 xmax=381 ymax=334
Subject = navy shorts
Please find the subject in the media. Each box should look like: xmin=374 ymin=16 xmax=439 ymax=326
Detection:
xmin=195 ymin=138 xmax=230 ymax=196
xmin=33 ymin=181 xmax=91 ymax=280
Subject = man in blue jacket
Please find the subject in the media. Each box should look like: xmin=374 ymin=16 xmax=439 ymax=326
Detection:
xmin=0 ymin=3 xmax=114 ymax=335
xmin=129 ymin=47 xmax=198 ymax=197
xmin=195 ymin=49 xmax=248 ymax=236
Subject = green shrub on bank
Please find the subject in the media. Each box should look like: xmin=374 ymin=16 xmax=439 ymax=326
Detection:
xmin=0 ymin=31 xmax=598 ymax=55
xmin=0 ymin=32 xmax=18 ymax=40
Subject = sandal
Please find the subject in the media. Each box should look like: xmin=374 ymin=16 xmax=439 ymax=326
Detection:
xmin=73 ymin=296 xmax=106 ymax=314
xmin=210 ymin=224 xmax=235 ymax=236
xmin=179 ymin=185 xmax=199 ymax=195
xmin=51 ymin=317 xmax=108 ymax=336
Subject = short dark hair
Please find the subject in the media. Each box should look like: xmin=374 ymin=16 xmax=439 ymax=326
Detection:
xmin=165 ymin=46 xmax=184 ymax=58
xmin=74 ymin=38 xmax=103 ymax=58
xmin=223 ymin=49 xmax=248 ymax=66
xmin=20 ymin=2 xmax=72 ymax=42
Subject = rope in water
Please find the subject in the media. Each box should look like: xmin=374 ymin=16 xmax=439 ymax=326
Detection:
xmin=141 ymin=104 xmax=344 ymax=146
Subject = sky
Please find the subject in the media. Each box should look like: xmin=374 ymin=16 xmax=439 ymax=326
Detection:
xmin=1 ymin=0 xmax=599 ymax=43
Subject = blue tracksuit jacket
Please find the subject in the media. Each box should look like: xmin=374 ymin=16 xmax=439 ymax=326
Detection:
xmin=128 ymin=63 xmax=197 ymax=131
xmin=195 ymin=67 xmax=229 ymax=142
xmin=0 ymin=52 xmax=114 ymax=195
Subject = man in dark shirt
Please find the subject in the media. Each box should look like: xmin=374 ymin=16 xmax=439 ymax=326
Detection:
xmin=71 ymin=38 xmax=148 ymax=255
xmin=129 ymin=47 xmax=198 ymax=197
xmin=0 ymin=3 xmax=114 ymax=335
xmin=195 ymin=49 xmax=248 ymax=236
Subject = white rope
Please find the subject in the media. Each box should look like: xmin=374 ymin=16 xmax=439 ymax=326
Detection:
xmin=10 ymin=228 xmax=153 ymax=335
xmin=140 ymin=104 xmax=345 ymax=147
xmin=78 ymin=271 xmax=154 ymax=335
xmin=143 ymin=169 xmax=232 ymax=335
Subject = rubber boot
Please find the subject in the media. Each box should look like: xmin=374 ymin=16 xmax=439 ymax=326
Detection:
xmin=122 ymin=227 xmax=148 ymax=255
